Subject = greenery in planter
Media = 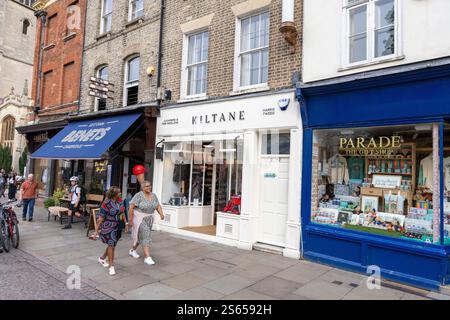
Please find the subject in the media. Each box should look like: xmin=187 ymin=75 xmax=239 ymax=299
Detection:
xmin=52 ymin=188 xmax=66 ymax=206
xmin=44 ymin=198 xmax=55 ymax=208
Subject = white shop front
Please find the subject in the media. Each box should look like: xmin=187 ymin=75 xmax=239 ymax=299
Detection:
xmin=152 ymin=90 xmax=302 ymax=258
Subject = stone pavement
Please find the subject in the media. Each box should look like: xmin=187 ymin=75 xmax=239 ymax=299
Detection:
xmin=7 ymin=206 xmax=450 ymax=300
xmin=0 ymin=246 xmax=112 ymax=300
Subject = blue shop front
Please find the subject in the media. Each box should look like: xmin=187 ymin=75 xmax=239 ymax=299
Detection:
xmin=297 ymin=61 xmax=450 ymax=291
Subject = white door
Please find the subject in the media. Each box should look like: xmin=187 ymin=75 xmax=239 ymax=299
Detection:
xmin=259 ymin=156 xmax=290 ymax=246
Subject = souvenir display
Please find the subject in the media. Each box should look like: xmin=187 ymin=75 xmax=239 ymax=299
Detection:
xmin=312 ymin=127 xmax=450 ymax=243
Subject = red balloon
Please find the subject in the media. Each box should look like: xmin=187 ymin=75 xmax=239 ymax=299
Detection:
xmin=132 ymin=164 xmax=146 ymax=175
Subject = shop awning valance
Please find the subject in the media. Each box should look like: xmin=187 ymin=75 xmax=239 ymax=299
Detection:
xmin=31 ymin=113 xmax=141 ymax=160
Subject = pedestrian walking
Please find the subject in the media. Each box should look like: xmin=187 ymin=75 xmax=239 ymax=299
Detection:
xmin=92 ymin=186 xmax=128 ymax=276
xmin=8 ymin=172 xmax=17 ymax=200
xmin=19 ymin=174 xmax=38 ymax=222
xmin=62 ymin=176 xmax=83 ymax=229
xmin=128 ymin=181 xmax=164 ymax=266
xmin=0 ymin=169 xmax=6 ymax=198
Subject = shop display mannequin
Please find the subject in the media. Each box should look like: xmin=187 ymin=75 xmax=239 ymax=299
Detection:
xmin=418 ymin=154 xmax=433 ymax=190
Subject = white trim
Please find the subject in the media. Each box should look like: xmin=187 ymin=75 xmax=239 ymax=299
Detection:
xmin=123 ymin=55 xmax=140 ymax=107
xmin=342 ymin=0 xmax=401 ymax=69
xmin=161 ymin=133 xmax=244 ymax=143
xmin=233 ymin=11 xmax=270 ymax=92
xmin=128 ymin=0 xmax=144 ymax=22
xmin=100 ymin=0 xmax=112 ymax=34
xmin=180 ymin=30 xmax=209 ymax=100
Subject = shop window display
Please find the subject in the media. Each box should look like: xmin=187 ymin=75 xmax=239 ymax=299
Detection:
xmin=162 ymin=139 xmax=243 ymax=213
xmin=311 ymin=124 xmax=444 ymax=244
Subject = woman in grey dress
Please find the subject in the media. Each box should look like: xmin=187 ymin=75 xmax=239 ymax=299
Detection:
xmin=128 ymin=181 xmax=165 ymax=265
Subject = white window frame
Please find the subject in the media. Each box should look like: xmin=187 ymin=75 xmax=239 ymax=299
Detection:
xmin=94 ymin=65 xmax=108 ymax=112
xmin=342 ymin=0 xmax=402 ymax=69
xmin=233 ymin=10 xmax=270 ymax=93
xmin=100 ymin=0 xmax=112 ymax=34
xmin=128 ymin=0 xmax=144 ymax=21
xmin=123 ymin=55 xmax=140 ymax=106
xmin=180 ymin=30 xmax=209 ymax=101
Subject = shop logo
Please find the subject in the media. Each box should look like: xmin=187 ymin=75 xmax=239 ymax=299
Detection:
xmin=278 ymin=98 xmax=290 ymax=111
xmin=339 ymin=136 xmax=402 ymax=156
xmin=192 ymin=111 xmax=245 ymax=125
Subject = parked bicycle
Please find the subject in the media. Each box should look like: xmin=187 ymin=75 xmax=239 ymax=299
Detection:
xmin=0 ymin=199 xmax=20 ymax=252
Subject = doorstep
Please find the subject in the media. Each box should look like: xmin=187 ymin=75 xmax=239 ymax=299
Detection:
xmin=253 ymin=242 xmax=284 ymax=255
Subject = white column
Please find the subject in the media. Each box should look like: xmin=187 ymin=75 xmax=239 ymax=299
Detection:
xmin=238 ymin=129 xmax=259 ymax=250
xmin=283 ymin=127 xmax=302 ymax=259
xmin=282 ymin=0 xmax=295 ymax=23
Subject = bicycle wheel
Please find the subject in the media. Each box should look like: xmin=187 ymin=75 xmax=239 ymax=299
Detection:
xmin=11 ymin=222 xmax=19 ymax=249
xmin=1 ymin=220 xmax=10 ymax=252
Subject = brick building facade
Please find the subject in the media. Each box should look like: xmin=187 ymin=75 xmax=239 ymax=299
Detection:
xmin=31 ymin=0 xmax=86 ymax=121
xmin=160 ymin=0 xmax=302 ymax=103
xmin=153 ymin=0 xmax=303 ymax=258
xmin=79 ymin=0 xmax=161 ymax=113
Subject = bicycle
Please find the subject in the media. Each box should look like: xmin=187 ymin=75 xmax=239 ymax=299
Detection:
xmin=0 ymin=200 xmax=20 ymax=252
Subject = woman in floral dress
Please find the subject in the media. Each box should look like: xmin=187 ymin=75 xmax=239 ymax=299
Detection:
xmin=93 ymin=186 xmax=128 ymax=276
xmin=128 ymin=181 xmax=165 ymax=266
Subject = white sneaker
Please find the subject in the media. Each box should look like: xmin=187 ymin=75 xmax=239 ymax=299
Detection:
xmin=98 ymin=257 xmax=109 ymax=268
xmin=144 ymin=257 xmax=155 ymax=265
xmin=129 ymin=249 xmax=140 ymax=259
xmin=109 ymin=266 xmax=116 ymax=276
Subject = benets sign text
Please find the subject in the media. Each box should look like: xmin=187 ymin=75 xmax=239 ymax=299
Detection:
xmin=339 ymin=136 xmax=402 ymax=156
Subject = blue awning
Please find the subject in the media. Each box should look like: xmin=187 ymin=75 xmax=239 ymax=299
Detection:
xmin=31 ymin=113 xmax=141 ymax=159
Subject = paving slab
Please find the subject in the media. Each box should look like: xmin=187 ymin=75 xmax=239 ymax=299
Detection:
xmin=248 ymin=276 xmax=303 ymax=299
xmin=98 ymin=273 xmax=158 ymax=294
xmin=203 ymin=274 xmax=257 ymax=295
xmin=221 ymin=289 xmax=275 ymax=300
xmin=123 ymin=282 xmax=182 ymax=300
xmin=187 ymin=265 xmax=233 ymax=281
xmin=233 ymin=262 xmax=281 ymax=281
xmin=162 ymin=273 xmax=209 ymax=291
xmin=160 ymin=262 xmax=198 ymax=275
xmin=293 ymin=280 xmax=353 ymax=300
xmin=273 ymin=262 xmax=331 ymax=284
xmin=168 ymin=286 xmax=225 ymax=300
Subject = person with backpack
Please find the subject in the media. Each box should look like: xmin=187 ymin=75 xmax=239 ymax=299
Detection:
xmin=62 ymin=176 xmax=85 ymax=229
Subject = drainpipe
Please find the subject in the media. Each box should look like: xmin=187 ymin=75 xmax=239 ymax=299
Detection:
xmin=76 ymin=0 xmax=88 ymax=115
xmin=34 ymin=10 xmax=48 ymax=121
xmin=156 ymin=0 xmax=165 ymax=109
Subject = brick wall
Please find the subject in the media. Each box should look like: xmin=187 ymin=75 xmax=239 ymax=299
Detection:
xmin=161 ymin=0 xmax=302 ymax=103
xmin=79 ymin=0 xmax=160 ymax=114
xmin=31 ymin=0 xmax=86 ymax=121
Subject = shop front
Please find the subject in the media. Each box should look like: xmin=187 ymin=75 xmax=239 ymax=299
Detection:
xmin=30 ymin=111 xmax=153 ymax=199
xmin=297 ymin=62 xmax=450 ymax=290
xmin=153 ymin=90 xmax=302 ymax=258
xmin=16 ymin=119 xmax=68 ymax=197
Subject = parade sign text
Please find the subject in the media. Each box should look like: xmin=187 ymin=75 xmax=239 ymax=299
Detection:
xmin=339 ymin=136 xmax=402 ymax=156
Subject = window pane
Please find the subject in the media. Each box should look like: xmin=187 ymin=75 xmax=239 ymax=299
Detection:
xmin=349 ymin=34 xmax=367 ymax=63
xmin=241 ymin=17 xmax=250 ymax=52
xmin=375 ymin=26 xmax=395 ymax=57
xmin=240 ymin=53 xmax=251 ymax=87
xmin=194 ymin=33 xmax=202 ymax=63
xmin=262 ymin=132 xmax=291 ymax=155
xmin=98 ymin=66 xmax=108 ymax=80
xmin=126 ymin=86 xmax=139 ymax=105
xmin=260 ymin=12 xmax=269 ymax=47
xmin=104 ymin=0 xmax=112 ymax=14
xmin=128 ymin=57 xmax=140 ymax=82
xmin=202 ymin=32 xmax=209 ymax=62
xmin=249 ymin=15 xmax=260 ymax=49
xmin=349 ymin=5 xmax=366 ymax=36
xmin=250 ymin=51 xmax=260 ymax=85
xmin=261 ymin=49 xmax=268 ymax=84
xmin=375 ymin=0 xmax=395 ymax=28
xmin=188 ymin=35 xmax=195 ymax=65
